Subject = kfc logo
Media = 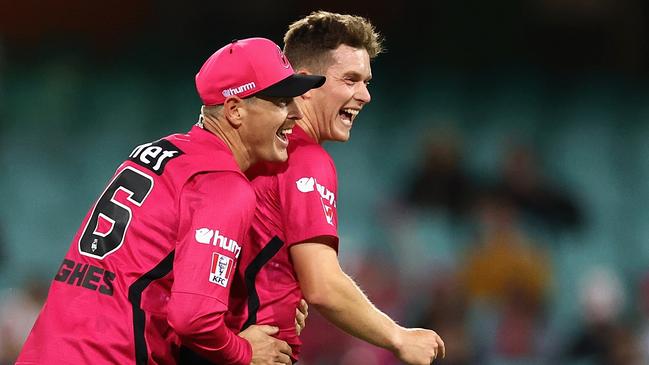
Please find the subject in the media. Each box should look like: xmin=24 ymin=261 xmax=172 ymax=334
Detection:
xmin=209 ymin=253 xmax=234 ymax=287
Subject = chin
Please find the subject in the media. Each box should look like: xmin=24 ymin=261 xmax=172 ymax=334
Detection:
xmin=332 ymin=130 xmax=351 ymax=142
xmin=271 ymin=150 xmax=289 ymax=162
xmin=331 ymin=121 xmax=353 ymax=142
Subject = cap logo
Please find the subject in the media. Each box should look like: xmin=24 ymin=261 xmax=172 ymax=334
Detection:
xmin=276 ymin=45 xmax=290 ymax=69
xmin=222 ymin=81 xmax=257 ymax=98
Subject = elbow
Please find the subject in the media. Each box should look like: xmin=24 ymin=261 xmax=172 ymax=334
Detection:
xmin=302 ymin=288 xmax=326 ymax=308
xmin=167 ymin=294 xmax=226 ymax=339
xmin=301 ymin=282 xmax=338 ymax=312
xmin=167 ymin=304 xmax=197 ymax=338
xmin=298 ymin=265 xmax=349 ymax=312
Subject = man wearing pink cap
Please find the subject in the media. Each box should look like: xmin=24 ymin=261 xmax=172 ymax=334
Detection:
xmin=16 ymin=38 xmax=324 ymax=365
xmin=226 ymin=12 xmax=446 ymax=365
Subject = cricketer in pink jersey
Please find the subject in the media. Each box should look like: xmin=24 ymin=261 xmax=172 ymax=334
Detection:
xmin=226 ymin=12 xmax=446 ymax=365
xmin=16 ymin=37 xmax=324 ymax=365
xmin=227 ymin=125 xmax=338 ymax=358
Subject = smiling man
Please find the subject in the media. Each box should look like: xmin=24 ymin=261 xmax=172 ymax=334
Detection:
xmin=17 ymin=38 xmax=324 ymax=365
xmin=226 ymin=12 xmax=446 ymax=365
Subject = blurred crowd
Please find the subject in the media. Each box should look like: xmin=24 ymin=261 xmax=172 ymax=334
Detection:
xmin=0 ymin=277 xmax=46 ymax=365
xmin=297 ymin=127 xmax=649 ymax=365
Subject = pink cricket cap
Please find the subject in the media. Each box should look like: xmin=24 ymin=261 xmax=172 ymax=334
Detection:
xmin=195 ymin=37 xmax=325 ymax=105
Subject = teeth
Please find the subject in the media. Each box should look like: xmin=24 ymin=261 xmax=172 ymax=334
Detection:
xmin=277 ymin=127 xmax=292 ymax=140
xmin=342 ymin=108 xmax=359 ymax=116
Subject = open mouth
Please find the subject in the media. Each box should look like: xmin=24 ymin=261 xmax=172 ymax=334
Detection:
xmin=276 ymin=125 xmax=293 ymax=143
xmin=340 ymin=108 xmax=359 ymax=124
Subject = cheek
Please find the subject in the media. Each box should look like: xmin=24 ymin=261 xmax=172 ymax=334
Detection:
xmin=247 ymin=118 xmax=272 ymax=145
xmin=262 ymin=112 xmax=284 ymax=138
xmin=253 ymin=112 xmax=279 ymax=132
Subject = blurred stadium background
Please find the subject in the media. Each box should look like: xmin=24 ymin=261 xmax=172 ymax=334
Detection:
xmin=2 ymin=1 xmax=649 ymax=364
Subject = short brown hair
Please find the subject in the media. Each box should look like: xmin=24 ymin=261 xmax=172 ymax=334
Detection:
xmin=283 ymin=11 xmax=384 ymax=73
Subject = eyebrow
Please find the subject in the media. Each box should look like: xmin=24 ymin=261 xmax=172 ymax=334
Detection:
xmin=342 ymin=71 xmax=372 ymax=82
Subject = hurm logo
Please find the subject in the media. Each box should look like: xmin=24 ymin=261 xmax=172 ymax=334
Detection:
xmin=195 ymin=228 xmax=241 ymax=258
xmin=222 ymin=82 xmax=256 ymax=97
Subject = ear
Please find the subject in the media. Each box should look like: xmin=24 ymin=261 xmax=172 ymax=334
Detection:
xmin=299 ymin=90 xmax=314 ymax=100
xmin=222 ymin=96 xmax=245 ymax=128
xmin=296 ymin=69 xmax=321 ymax=100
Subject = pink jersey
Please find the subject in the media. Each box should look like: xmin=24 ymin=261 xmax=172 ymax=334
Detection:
xmin=226 ymin=126 xmax=339 ymax=359
xmin=18 ymin=126 xmax=253 ymax=365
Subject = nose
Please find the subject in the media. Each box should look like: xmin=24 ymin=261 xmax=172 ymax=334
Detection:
xmin=355 ymin=82 xmax=371 ymax=104
xmin=287 ymin=98 xmax=303 ymax=120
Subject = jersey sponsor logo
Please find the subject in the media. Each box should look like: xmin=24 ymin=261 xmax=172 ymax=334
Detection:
xmin=195 ymin=228 xmax=241 ymax=258
xmin=209 ymin=253 xmax=233 ymax=287
xmin=195 ymin=228 xmax=214 ymax=244
xmin=128 ymin=139 xmax=184 ymax=175
xmin=296 ymin=177 xmax=315 ymax=192
xmin=295 ymin=176 xmax=337 ymax=226
xmin=322 ymin=204 xmax=335 ymax=225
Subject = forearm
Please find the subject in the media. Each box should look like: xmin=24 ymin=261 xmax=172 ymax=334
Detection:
xmin=168 ymin=292 xmax=252 ymax=365
xmin=309 ymin=271 xmax=402 ymax=351
xmin=291 ymin=242 xmax=402 ymax=351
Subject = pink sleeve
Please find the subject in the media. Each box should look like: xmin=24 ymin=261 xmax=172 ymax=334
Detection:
xmin=168 ymin=293 xmax=252 ymax=365
xmin=169 ymin=171 xmax=254 ymax=364
xmin=173 ymin=171 xmax=253 ymax=300
xmin=279 ymin=148 xmax=339 ymax=250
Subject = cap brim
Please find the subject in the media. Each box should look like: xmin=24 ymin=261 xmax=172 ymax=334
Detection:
xmin=256 ymin=74 xmax=326 ymax=98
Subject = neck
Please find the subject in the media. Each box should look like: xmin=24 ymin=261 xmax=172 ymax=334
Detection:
xmin=202 ymin=117 xmax=252 ymax=172
xmin=295 ymin=98 xmax=321 ymax=144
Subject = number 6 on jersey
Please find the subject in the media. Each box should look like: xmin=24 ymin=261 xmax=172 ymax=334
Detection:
xmin=79 ymin=167 xmax=153 ymax=259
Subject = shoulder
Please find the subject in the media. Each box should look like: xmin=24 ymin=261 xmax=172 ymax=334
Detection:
xmin=279 ymin=143 xmax=338 ymax=201
xmin=126 ymin=129 xmax=240 ymax=178
xmin=186 ymin=171 xmax=254 ymax=206
xmin=167 ymin=127 xmax=241 ymax=173
xmin=286 ymin=142 xmax=336 ymax=176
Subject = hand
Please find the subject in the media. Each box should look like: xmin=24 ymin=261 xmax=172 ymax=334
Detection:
xmin=393 ymin=327 xmax=445 ymax=365
xmin=239 ymin=325 xmax=293 ymax=365
xmin=295 ymin=299 xmax=309 ymax=336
